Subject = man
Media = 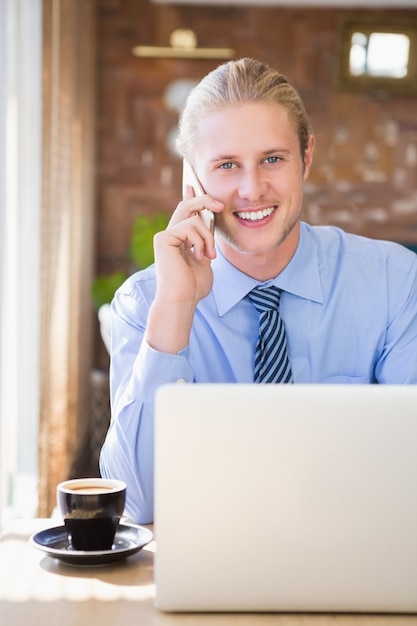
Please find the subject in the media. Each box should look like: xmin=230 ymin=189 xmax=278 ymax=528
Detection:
xmin=100 ymin=58 xmax=417 ymax=524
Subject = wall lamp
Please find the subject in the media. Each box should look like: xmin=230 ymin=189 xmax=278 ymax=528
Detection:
xmin=132 ymin=28 xmax=235 ymax=60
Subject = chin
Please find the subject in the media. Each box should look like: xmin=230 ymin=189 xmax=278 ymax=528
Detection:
xmin=218 ymin=231 xmax=281 ymax=257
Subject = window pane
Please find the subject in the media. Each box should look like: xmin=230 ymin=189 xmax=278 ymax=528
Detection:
xmin=367 ymin=33 xmax=410 ymax=78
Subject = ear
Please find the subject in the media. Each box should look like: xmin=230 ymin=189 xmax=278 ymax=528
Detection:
xmin=303 ymin=135 xmax=315 ymax=180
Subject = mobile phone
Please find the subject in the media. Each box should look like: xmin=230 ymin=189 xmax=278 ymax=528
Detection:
xmin=182 ymin=159 xmax=215 ymax=234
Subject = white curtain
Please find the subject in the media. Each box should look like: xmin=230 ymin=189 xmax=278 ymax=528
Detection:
xmin=0 ymin=0 xmax=42 ymax=530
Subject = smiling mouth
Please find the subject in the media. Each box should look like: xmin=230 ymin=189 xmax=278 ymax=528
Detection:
xmin=235 ymin=206 xmax=276 ymax=222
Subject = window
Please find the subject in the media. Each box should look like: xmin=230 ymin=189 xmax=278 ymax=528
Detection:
xmin=339 ymin=21 xmax=417 ymax=93
xmin=349 ymin=32 xmax=410 ymax=79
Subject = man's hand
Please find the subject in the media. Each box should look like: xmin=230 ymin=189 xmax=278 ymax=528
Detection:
xmin=144 ymin=186 xmax=223 ymax=354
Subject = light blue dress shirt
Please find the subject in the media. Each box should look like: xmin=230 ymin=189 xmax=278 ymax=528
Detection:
xmin=100 ymin=222 xmax=417 ymax=523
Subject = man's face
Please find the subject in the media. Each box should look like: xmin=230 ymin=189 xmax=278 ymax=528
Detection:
xmin=193 ymin=101 xmax=314 ymax=275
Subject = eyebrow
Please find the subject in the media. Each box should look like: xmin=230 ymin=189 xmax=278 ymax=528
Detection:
xmin=209 ymin=148 xmax=292 ymax=162
xmin=262 ymin=148 xmax=292 ymax=157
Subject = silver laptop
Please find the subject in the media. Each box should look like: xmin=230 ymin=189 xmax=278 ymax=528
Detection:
xmin=154 ymin=384 xmax=417 ymax=613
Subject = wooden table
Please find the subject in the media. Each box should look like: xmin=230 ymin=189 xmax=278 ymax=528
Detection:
xmin=1 ymin=519 xmax=416 ymax=626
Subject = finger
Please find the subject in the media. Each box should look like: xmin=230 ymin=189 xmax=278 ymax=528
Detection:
xmin=165 ymin=217 xmax=216 ymax=261
xmin=170 ymin=196 xmax=223 ymax=228
xmin=188 ymin=217 xmax=217 ymax=260
xmin=182 ymin=184 xmax=196 ymax=201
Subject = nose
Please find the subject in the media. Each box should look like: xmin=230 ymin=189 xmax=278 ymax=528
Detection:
xmin=237 ymin=168 xmax=267 ymax=202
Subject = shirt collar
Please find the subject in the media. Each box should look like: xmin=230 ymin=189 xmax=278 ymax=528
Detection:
xmin=211 ymin=222 xmax=324 ymax=316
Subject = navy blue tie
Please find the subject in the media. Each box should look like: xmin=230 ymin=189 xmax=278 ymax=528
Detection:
xmin=248 ymin=286 xmax=293 ymax=384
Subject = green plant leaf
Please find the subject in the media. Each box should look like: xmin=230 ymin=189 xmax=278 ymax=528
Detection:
xmin=90 ymin=212 xmax=169 ymax=308
xmin=90 ymin=271 xmax=127 ymax=309
xmin=130 ymin=213 xmax=169 ymax=269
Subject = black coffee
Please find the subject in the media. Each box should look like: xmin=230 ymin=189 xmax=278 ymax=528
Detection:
xmin=67 ymin=486 xmax=114 ymax=494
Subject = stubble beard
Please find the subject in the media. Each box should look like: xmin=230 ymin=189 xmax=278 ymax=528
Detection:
xmin=215 ymin=209 xmax=301 ymax=257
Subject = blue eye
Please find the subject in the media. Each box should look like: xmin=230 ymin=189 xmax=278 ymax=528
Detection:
xmin=265 ymin=156 xmax=280 ymax=164
xmin=219 ymin=162 xmax=234 ymax=170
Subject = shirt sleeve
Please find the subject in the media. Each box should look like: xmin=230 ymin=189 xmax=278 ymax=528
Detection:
xmin=375 ymin=251 xmax=417 ymax=383
xmin=99 ymin=284 xmax=194 ymax=524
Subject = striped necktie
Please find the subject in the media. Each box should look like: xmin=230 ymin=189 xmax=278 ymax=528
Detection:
xmin=248 ymin=286 xmax=293 ymax=384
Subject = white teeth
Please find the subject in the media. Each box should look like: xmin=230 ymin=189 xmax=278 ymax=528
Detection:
xmin=236 ymin=207 xmax=275 ymax=221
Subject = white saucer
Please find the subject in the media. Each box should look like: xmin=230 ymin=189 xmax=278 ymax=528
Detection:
xmin=30 ymin=523 xmax=153 ymax=566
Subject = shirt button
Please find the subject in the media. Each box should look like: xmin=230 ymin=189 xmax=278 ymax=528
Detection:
xmin=176 ymin=378 xmax=186 ymax=384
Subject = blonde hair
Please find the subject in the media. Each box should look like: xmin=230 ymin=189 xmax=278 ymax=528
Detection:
xmin=177 ymin=58 xmax=313 ymax=163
